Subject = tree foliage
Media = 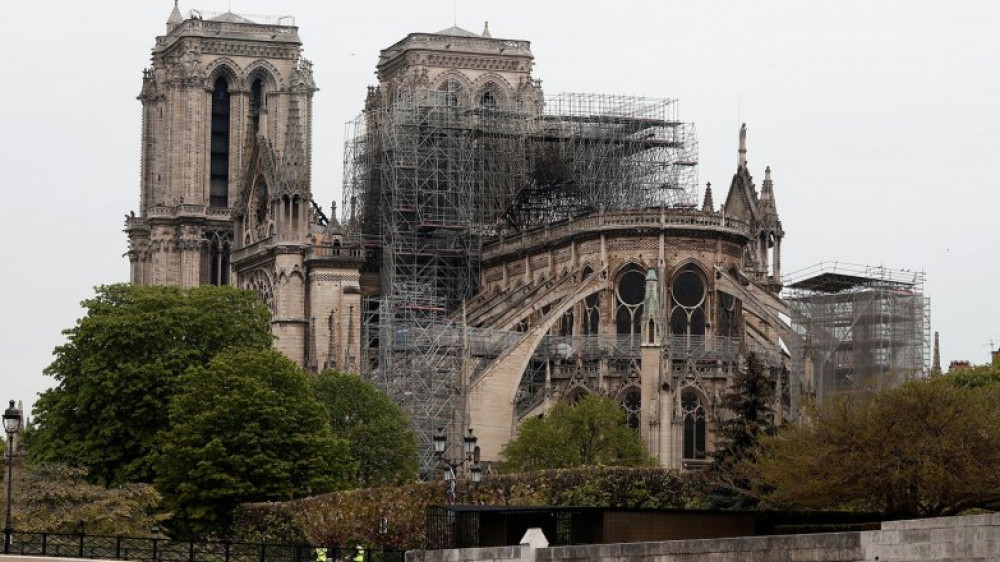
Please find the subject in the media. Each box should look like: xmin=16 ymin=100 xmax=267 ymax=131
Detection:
xmin=156 ymin=349 xmax=352 ymax=537
xmin=31 ymin=284 xmax=273 ymax=486
xmin=310 ymin=370 xmax=419 ymax=487
xmin=1 ymin=462 xmax=164 ymax=535
xmin=945 ymin=362 xmax=1000 ymax=389
xmin=710 ymin=352 xmax=780 ymax=508
xmin=714 ymin=352 xmax=778 ymax=468
xmin=233 ymin=467 xmax=705 ymax=550
xmin=499 ymin=395 xmax=654 ymax=472
xmin=741 ymin=376 xmax=1000 ymax=517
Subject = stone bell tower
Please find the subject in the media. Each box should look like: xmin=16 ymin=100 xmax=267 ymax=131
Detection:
xmin=125 ymin=2 xmax=315 ymax=287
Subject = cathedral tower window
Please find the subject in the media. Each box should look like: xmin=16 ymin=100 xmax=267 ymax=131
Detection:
xmin=206 ymin=230 xmax=231 ymax=286
xmin=670 ymin=266 xmax=707 ymax=339
xmin=250 ymin=77 xmax=264 ymax=134
xmin=210 ymin=77 xmax=231 ymax=208
xmin=681 ymin=391 xmax=707 ymax=460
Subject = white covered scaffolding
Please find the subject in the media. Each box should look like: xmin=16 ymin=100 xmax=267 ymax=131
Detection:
xmin=783 ymin=262 xmax=931 ymax=403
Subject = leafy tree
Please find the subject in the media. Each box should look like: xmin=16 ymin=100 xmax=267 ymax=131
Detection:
xmin=741 ymin=376 xmax=1000 ymax=517
xmin=311 ymin=370 xmax=419 ymax=487
xmin=32 ymin=284 xmax=273 ymax=485
xmin=499 ymin=395 xmax=654 ymax=472
xmin=945 ymin=362 xmax=1000 ymax=388
xmin=1 ymin=462 xmax=164 ymax=535
xmin=156 ymin=349 xmax=352 ymax=537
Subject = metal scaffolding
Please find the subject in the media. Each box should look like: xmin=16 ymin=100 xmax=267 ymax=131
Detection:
xmin=342 ymin=90 xmax=699 ymax=470
xmin=784 ymin=262 xmax=931 ymax=403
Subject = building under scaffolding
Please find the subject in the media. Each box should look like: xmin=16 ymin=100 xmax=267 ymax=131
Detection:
xmin=784 ymin=263 xmax=931 ymax=402
xmin=342 ymin=86 xmax=699 ymax=469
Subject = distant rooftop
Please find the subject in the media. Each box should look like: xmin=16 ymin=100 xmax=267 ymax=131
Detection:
xmin=187 ymin=9 xmax=295 ymax=26
xmin=435 ymin=25 xmax=481 ymax=38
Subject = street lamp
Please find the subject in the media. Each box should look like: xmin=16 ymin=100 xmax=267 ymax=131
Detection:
xmin=4 ymin=400 xmax=23 ymax=554
xmin=434 ymin=426 xmax=482 ymax=503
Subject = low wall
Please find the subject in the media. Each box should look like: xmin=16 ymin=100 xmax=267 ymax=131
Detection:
xmin=407 ymin=513 xmax=1000 ymax=562
xmin=0 ymin=558 xmax=115 ymax=562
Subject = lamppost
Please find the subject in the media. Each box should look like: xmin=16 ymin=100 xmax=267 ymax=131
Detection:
xmin=4 ymin=400 xmax=23 ymax=554
xmin=433 ymin=427 xmax=482 ymax=503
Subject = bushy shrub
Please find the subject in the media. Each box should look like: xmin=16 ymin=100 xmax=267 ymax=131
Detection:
xmin=234 ymin=467 xmax=706 ymax=550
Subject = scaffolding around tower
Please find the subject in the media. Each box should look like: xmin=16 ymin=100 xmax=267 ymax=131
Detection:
xmin=783 ymin=262 xmax=931 ymax=403
xmin=342 ymin=89 xmax=700 ymax=471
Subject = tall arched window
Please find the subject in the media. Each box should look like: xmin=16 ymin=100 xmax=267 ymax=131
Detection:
xmin=210 ymin=77 xmax=231 ymax=208
xmin=581 ymin=266 xmax=600 ymax=335
xmin=559 ymin=308 xmax=574 ymax=337
xmin=205 ymin=230 xmax=232 ymax=286
xmin=249 ymin=77 xmax=264 ymax=134
xmin=615 ymin=266 xmax=646 ymax=342
xmin=718 ymin=292 xmax=740 ymax=338
xmin=438 ymin=78 xmax=466 ymax=107
xmin=623 ymin=388 xmax=641 ymax=431
xmin=478 ymin=81 xmax=505 ymax=109
xmin=681 ymin=391 xmax=707 ymax=460
xmin=670 ymin=266 xmax=707 ymax=339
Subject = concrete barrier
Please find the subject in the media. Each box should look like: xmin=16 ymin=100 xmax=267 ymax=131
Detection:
xmin=407 ymin=512 xmax=1000 ymax=562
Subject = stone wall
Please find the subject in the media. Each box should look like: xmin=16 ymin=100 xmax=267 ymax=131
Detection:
xmin=407 ymin=513 xmax=1000 ymax=562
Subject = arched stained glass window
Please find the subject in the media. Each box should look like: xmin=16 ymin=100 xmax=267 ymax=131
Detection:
xmin=670 ymin=266 xmax=707 ymax=339
xmin=623 ymin=388 xmax=641 ymax=431
xmin=681 ymin=391 xmax=707 ymax=460
xmin=616 ymin=266 xmax=645 ymax=340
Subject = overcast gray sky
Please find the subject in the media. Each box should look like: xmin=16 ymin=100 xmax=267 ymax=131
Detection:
xmin=2 ymin=1 xmax=998 ymax=415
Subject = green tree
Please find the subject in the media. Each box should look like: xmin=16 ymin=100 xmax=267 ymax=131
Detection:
xmin=499 ymin=395 xmax=653 ymax=472
xmin=710 ymin=352 xmax=779 ymax=508
xmin=156 ymin=349 xmax=352 ymax=537
xmin=1 ymin=462 xmax=164 ymax=535
xmin=742 ymin=376 xmax=1000 ymax=517
xmin=311 ymin=370 xmax=419 ymax=487
xmin=945 ymin=362 xmax=1000 ymax=388
xmin=714 ymin=353 xmax=779 ymax=465
xmin=32 ymin=284 xmax=273 ymax=485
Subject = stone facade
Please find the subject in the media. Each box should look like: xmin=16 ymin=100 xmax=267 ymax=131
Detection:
xmin=465 ymin=174 xmax=789 ymax=465
xmin=125 ymin=5 xmax=363 ymax=371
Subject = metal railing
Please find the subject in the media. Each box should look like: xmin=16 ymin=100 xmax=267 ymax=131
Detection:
xmin=3 ymin=531 xmax=403 ymax=562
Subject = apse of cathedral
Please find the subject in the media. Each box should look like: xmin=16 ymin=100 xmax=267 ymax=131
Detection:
xmin=125 ymin=5 xmax=793 ymax=471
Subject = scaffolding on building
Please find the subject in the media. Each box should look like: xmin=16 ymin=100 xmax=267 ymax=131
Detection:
xmin=783 ymin=262 xmax=931 ymax=403
xmin=342 ymin=90 xmax=699 ymax=471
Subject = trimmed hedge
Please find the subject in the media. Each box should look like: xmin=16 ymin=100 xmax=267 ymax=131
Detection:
xmin=234 ymin=467 xmax=707 ymax=549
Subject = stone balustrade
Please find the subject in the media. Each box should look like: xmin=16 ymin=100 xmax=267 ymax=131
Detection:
xmin=484 ymin=210 xmax=751 ymax=261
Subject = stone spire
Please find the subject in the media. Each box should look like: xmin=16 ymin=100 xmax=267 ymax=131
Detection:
xmin=482 ymin=21 xmax=492 ymax=38
xmin=737 ymin=123 xmax=747 ymax=168
xmin=702 ymin=182 xmax=714 ymax=213
xmin=932 ymin=331 xmax=942 ymax=375
xmin=759 ymin=166 xmax=777 ymax=217
xmin=281 ymin=96 xmax=310 ymax=195
xmin=167 ymin=0 xmax=183 ymax=33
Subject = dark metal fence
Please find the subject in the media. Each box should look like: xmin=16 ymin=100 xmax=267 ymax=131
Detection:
xmin=2 ymin=531 xmax=404 ymax=562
